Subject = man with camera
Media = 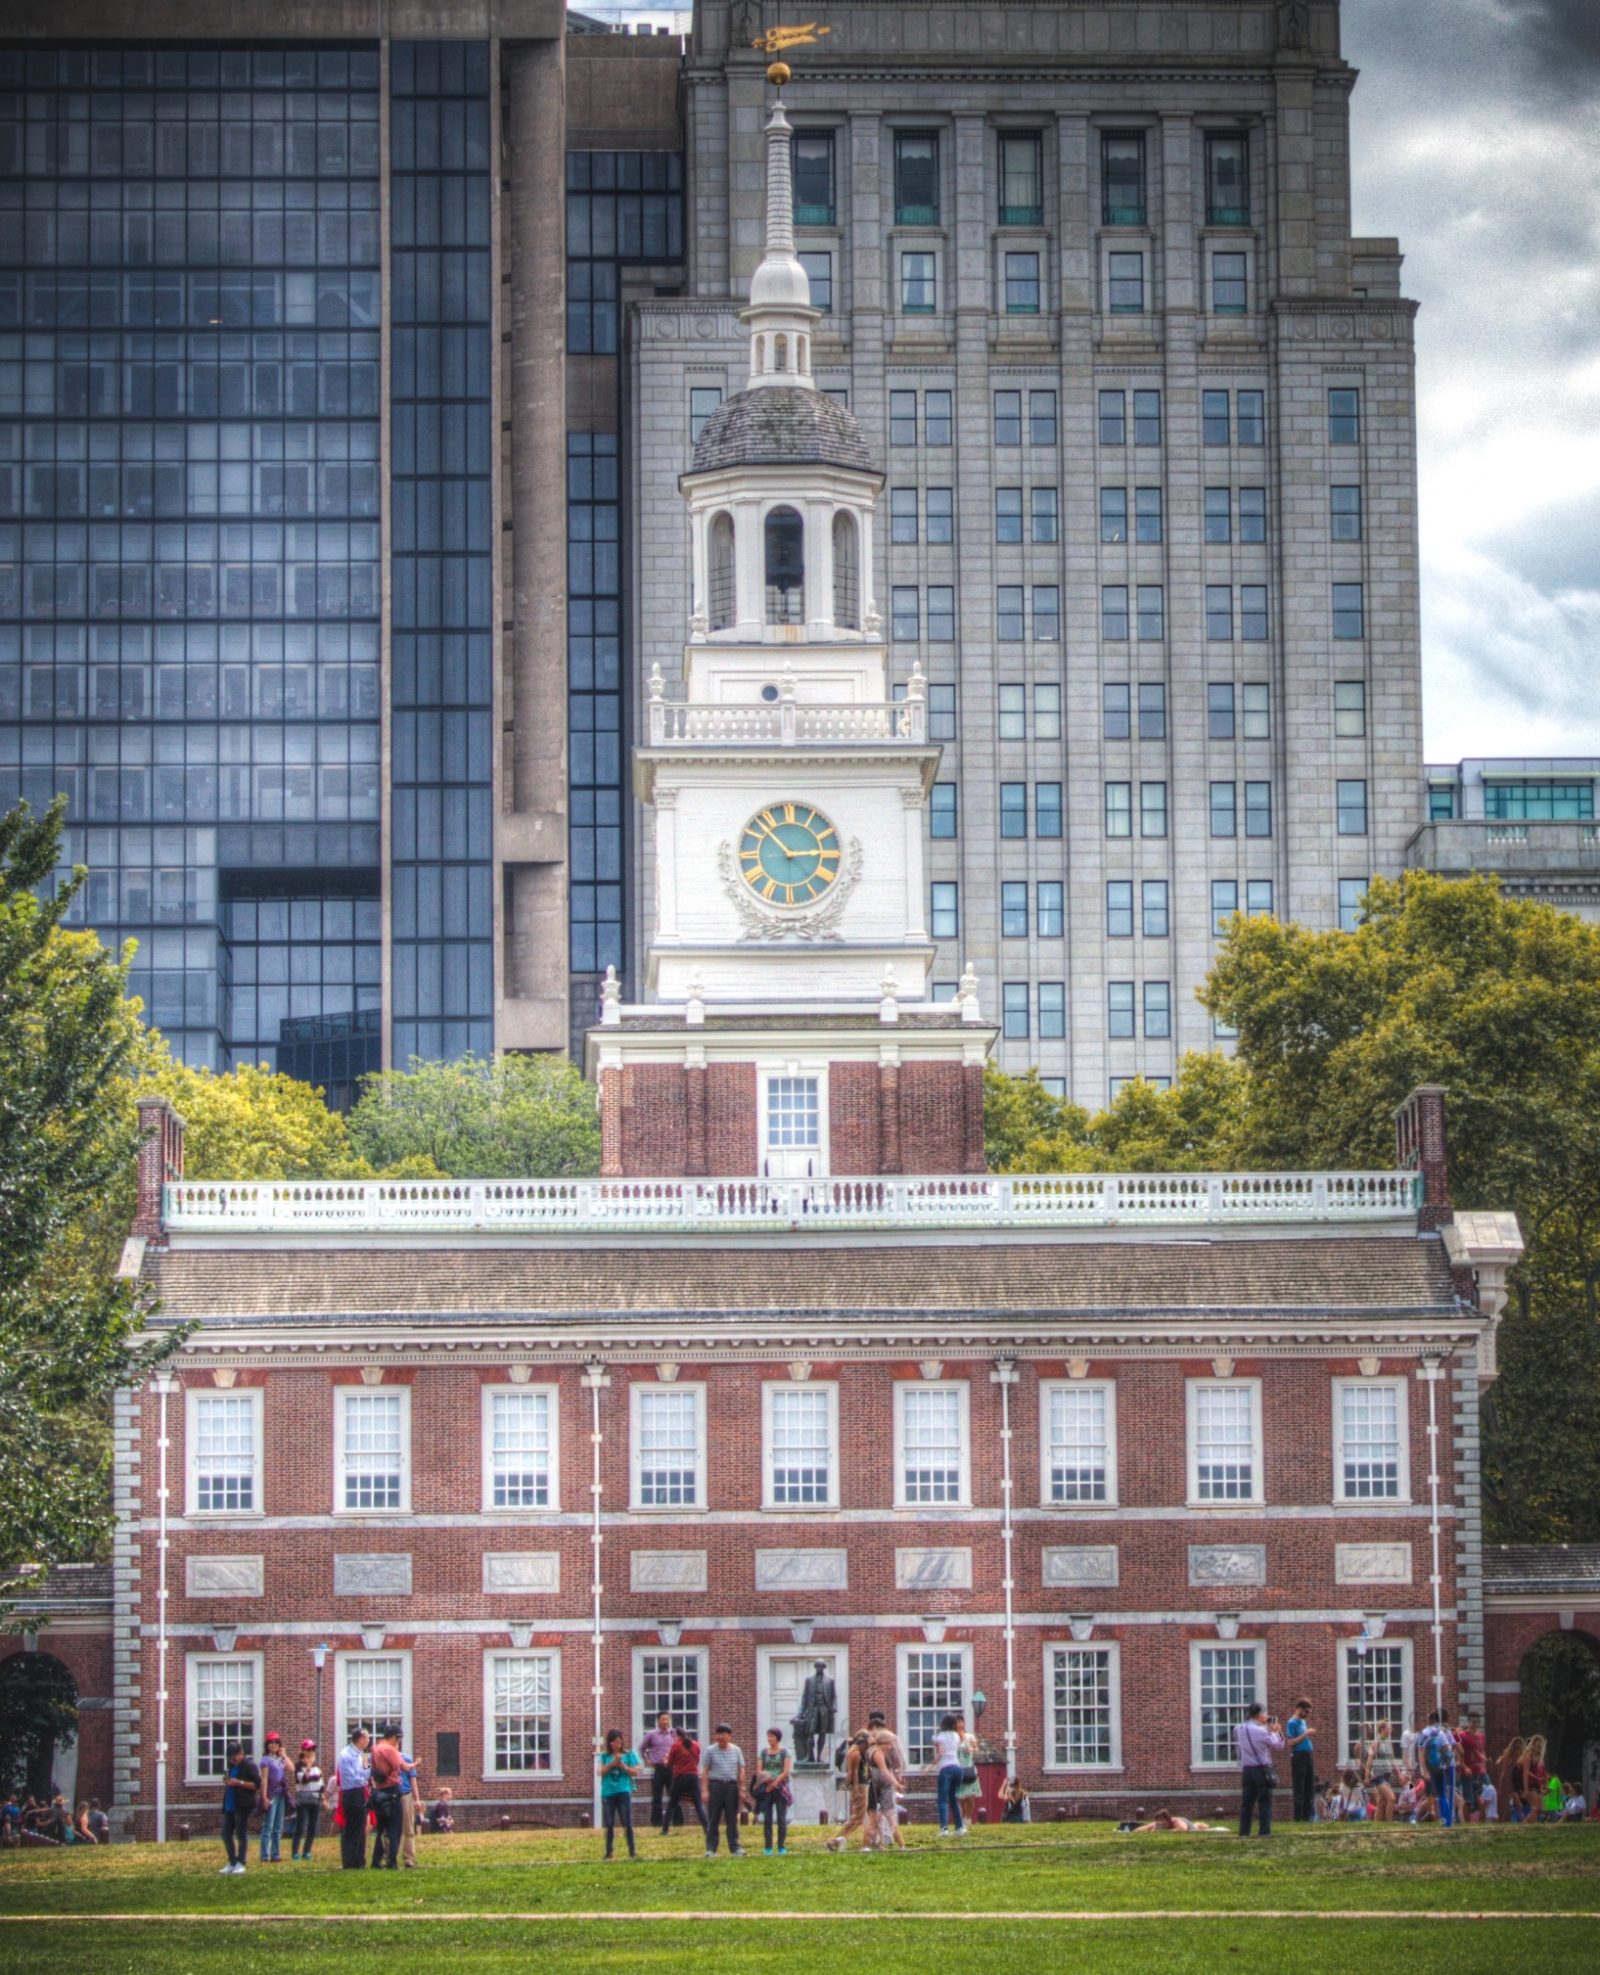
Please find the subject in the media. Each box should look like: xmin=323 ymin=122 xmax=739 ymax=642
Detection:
xmin=1235 ymin=1701 xmax=1286 ymax=1837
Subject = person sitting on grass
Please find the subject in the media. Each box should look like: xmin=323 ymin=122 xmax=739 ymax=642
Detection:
xmin=1331 ymin=1771 xmax=1368 ymax=1822
xmin=0 ymin=1795 xmax=20 ymax=1848
xmin=1000 ymin=1776 xmax=1030 ymax=1824
xmin=428 ymin=1788 xmax=456 ymax=1833
xmin=1559 ymin=1786 xmax=1586 ymax=1822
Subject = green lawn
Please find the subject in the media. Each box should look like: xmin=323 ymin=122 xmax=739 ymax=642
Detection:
xmin=2 ymin=1822 xmax=1598 ymax=1971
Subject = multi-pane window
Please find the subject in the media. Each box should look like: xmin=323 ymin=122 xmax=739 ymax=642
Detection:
xmin=339 ymin=1390 xmax=405 ymax=1512
xmin=1137 ymin=586 xmax=1165 ymax=641
xmin=931 ymin=882 xmax=959 ymax=939
xmin=1108 ymin=251 xmax=1144 ymax=313
xmin=1138 ymin=684 xmax=1166 ymax=739
xmin=1239 ymin=487 xmax=1267 ymax=543
xmin=1039 ymin=981 xmax=1066 ymax=1040
xmin=1484 ymin=781 xmax=1596 ymax=820
xmin=191 ymin=1656 xmax=258 ymax=1781
xmin=1133 ymin=390 xmax=1162 ymax=447
xmin=1141 ymin=782 xmax=1168 ymax=838
xmin=1242 ymin=683 xmax=1270 ymax=739
xmin=1003 ymin=981 xmax=1030 ymax=1039
xmin=1032 ymin=488 xmax=1060 ymax=543
xmin=994 ymin=391 xmax=1023 ymax=446
xmin=1031 ymin=391 xmax=1059 ymax=445
xmin=890 ymin=390 xmax=919 ymax=447
xmin=1038 ymin=883 xmax=1064 ymax=938
xmin=636 ymin=1386 xmax=701 ymax=1509
xmin=1000 ymin=132 xmax=1044 ymax=225
xmin=997 ymin=586 xmax=1026 ymax=641
xmin=1190 ymin=1382 xmax=1260 ymax=1502
xmin=892 ymin=487 xmax=920 ymax=544
xmin=1212 ymin=251 xmax=1248 ymax=314
xmin=1143 ymin=880 xmax=1170 ymax=938
xmin=1102 ymin=132 xmax=1145 ymax=225
xmin=1194 ymin=1645 xmax=1261 ymax=1766
xmin=768 ymin=1386 xmax=835 ymax=1507
xmin=927 ymin=586 xmax=956 ymax=642
xmin=892 ymin=587 xmax=920 ymax=641
xmin=1144 ymin=981 xmax=1171 ymax=1038
xmin=1203 ymin=390 xmax=1231 ymax=446
xmin=1343 ymin=1643 xmax=1408 ymax=1762
xmin=903 ymin=1650 xmax=967 ymax=1767
xmin=1102 ymin=585 xmax=1130 ymax=641
xmin=1337 ymin=779 xmax=1369 ymax=836
xmin=1208 ymin=684 xmax=1236 ymax=739
xmin=1211 ymin=879 xmax=1239 ymax=937
xmin=1107 ymin=881 xmax=1134 ymax=939
xmin=895 ymin=132 xmax=939 ymax=225
xmin=1001 ymin=784 xmax=1028 ymax=839
xmin=1002 ymin=882 xmax=1029 ymax=937
xmin=639 ymin=1652 xmax=702 ymax=1744
xmin=1327 ymin=679 xmax=1366 ymax=742
xmin=797 ymin=250 xmax=833 ymax=312
xmin=490 ymin=1654 xmax=556 ymax=1773
xmin=1244 ymin=780 xmax=1272 ymax=838
xmin=998 ymin=684 xmax=1027 ymax=740
xmin=1210 ymin=782 xmax=1237 ymax=837
xmin=1337 ymin=1382 xmax=1404 ymax=1500
xmin=1338 ymin=877 xmax=1368 ymax=934
xmin=1205 ymin=487 xmax=1232 ymax=543
xmin=690 ymin=387 xmax=723 ymax=443
xmin=926 ymin=391 xmax=952 ymax=446
xmin=1098 ymin=390 xmax=1127 ymax=446
xmin=1247 ymin=880 xmax=1274 ymax=918
xmin=901 ymin=251 xmax=936 ymax=313
xmin=1105 ymin=782 xmax=1133 ymax=838
xmin=193 ymin=1394 xmax=258 ymax=1513
xmin=1206 ymin=586 xmax=1234 ymax=641
xmin=1050 ymin=1647 xmax=1117 ymax=1768
xmin=927 ymin=683 xmax=956 ymax=741
xmin=1103 ymin=684 xmax=1131 ymax=740
xmin=1328 ymin=388 xmax=1361 ymax=445
xmin=1107 ymin=982 xmax=1135 ymax=1039
xmin=1100 ymin=488 xmax=1128 ymax=544
xmin=488 ymin=1389 xmax=554 ymax=1511
xmin=766 ymin=1076 xmax=819 ymax=1153
xmin=1135 ymin=487 xmax=1164 ymax=543
xmin=1331 ymin=485 xmax=1363 ymax=540
xmin=1333 ymin=583 xmax=1365 ymax=639
xmin=1237 ymin=391 xmax=1265 ymax=446
xmin=930 ymin=783 xmax=958 ymax=839
xmin=927 ymin=487 xmax=953 ymax=543
xmin=997 ymin=488 xmax=1024 ymax=543
xmin=792 ymin=131 xmax=835 ymax=225
xmin=1240 ymin=586 xmax=1269 ymax=641
xmin=1005 ymin=252 xmax=1041 ymax=313
xmin=1207 ymin=134 xmax=1249 ymax=224
xmin=343 ymin=1654 xmax=405 ymax=1748
xmin=1034 ymin=586 xmax=1061 ymax=642
xmin=1037 ymin=782 xmax=1063 ymax=837
xmin=1046 ymin=1385 xmax=1112 ymax=1502
xmin=1034 ymin=684 xmax=1062 ymax=738
xmin=1428 ymin=786 xmax=1456 ymax=821
xmin=899 ymin=1385 xmax=966 ymax=1506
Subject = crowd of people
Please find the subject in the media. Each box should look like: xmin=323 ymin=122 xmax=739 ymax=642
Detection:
xmin=212 ymin=1723 xmax=450 ymax=1874
xmin=0 ymin=1792 xmax=110 ymax=1847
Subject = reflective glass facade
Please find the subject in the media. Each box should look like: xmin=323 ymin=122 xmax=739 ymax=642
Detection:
xmin=0 ymin=43 xmax=381 ymax=1072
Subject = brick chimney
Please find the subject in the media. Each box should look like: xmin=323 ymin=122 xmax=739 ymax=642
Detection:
xmin=1393 ymin=1085 xmax=1450 ymax=1232
xmin=131 ymin=1095 xmax=185 ymax=1244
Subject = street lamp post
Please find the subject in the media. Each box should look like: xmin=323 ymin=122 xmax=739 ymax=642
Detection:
xmin=311 ymin=1643 xmax=329 ymax=1764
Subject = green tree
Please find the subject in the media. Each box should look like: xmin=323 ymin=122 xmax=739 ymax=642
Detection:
xmin=0 ymin=1651 xmax=78 ymax=1798
xmin=147 ymin=1059 xmax=369 ymax=1182
xmin=0 ymin=799 xmax=177 ymax=1598
xmin=348 ymin=1053 xmax=602 ymax=1179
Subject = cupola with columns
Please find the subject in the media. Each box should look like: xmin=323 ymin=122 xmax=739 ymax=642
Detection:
xmin=585 ymin=75 xmax=995 ymax=1185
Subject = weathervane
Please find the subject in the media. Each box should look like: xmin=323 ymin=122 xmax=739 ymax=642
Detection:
xmin=751 ymin=20 xmax=832 ymax=89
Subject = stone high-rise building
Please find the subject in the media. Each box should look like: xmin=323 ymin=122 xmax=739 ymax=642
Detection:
xmin=633 ymin=0 xmax=1422 ymax=1102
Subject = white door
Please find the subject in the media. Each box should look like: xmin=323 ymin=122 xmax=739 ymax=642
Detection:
xmin=759 ymin=1647 xmax=849 ymax=1760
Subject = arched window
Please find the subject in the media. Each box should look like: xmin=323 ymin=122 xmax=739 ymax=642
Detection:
xmin=832 ymin=511 xmax=859 ymax=630
xmin=755 ymin=334 xmax=766 ymax=374
xmin=765 ymin=506 xmax=805 ymax=625
xmin=708 ymin=512 xmax=736 ymax=631
xmin=775 ymin=333 xmax=789 ymax=372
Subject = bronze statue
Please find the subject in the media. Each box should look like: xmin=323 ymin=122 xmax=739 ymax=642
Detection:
xmin=790 ymin=1659 xmax=837 ymax=1762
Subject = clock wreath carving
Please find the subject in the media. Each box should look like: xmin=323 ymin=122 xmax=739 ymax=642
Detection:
xmin=718 ymin=834 xmax=864 ymax=940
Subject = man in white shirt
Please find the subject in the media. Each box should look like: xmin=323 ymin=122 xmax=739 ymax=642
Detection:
xmin=335 ymin=1728 xmax=371 ymax=1871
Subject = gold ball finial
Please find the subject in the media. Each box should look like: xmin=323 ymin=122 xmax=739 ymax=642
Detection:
xmin=767 ymin=60 xmax=791 ymax=87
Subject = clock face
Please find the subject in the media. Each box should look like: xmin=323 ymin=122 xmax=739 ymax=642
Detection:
xmin=738 ymin=802 xmax=842 ymax=906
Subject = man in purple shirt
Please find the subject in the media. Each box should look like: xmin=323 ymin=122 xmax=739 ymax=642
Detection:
xmin=638 ymin=1712 xmax=677 ymax=1832
xmin=1235 ymin=1701 xmax=1285 ymax=1837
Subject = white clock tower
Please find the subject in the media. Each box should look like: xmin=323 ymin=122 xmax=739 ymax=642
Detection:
xmin=587 ymin=85 xmax=995 ymax=1184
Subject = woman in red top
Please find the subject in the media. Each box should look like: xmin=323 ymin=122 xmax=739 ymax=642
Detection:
xmin=662 ymin=1729 xmax=709 ymax=1839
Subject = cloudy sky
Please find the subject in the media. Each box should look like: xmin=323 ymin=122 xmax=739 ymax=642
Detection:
xmin=1342 ymin=0 xmax=1600 ymax=760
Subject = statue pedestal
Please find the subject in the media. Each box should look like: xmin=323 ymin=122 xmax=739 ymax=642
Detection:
xmin=789 ymin=1762 xmax=833 ymax=1826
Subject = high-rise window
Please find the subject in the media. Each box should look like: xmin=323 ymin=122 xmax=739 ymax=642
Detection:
xmin=1138 ymin=683 xmax=1166 ymax=739
xmin=1105 ymin=782 xmax=1133 ymax=838
xmin=1103 ymin=684 xmax=1132 ymax=740
xmin=1334 ymin=680 xmax=1367 ymax=735
xmin=1107 ymin=982 xmax=1135 ymax=1039
xmin=1212 ymin=881 xmax=1239 ymax=937
xmin=1133 ymin=391 xmax=1162 ymax=446
xmin=1337 ymin=779 xmax=1369 ymax=836
xmin=891 ymin=587 xmax=920 ymax=641
xmin=1136 ymin=487 xmax=1164 ymax=543
xmin=1002 ymin=882 xmax=1029 ymax=937
xmin=927 ymin=684 xmax=956 ymax=741
xmin=1143 ymin=881 xmax=1170 ymax=938
xmin=1000 ymin=783 xmax=1028 ymax=839
xmin=1000 ymin=132 xmax=1044 ymax=225
xmin=891 ymin=487 xmax=920 ymax=544
xmin=1102 ymin=586 xmax=1130 ymax=641
xmin=997 ymin=488 xmax=1025 ymax=543
xmin=1108 ymin=251 xmax=1144 ymax=314
xmin=1210 ymin=782 xmax=1237 ymax=838
xmin=1240 ymin=585 xmax=1269 ymax=641
xmin=1206 ymin=586 xmax=1234 ymax=641
xmin=1244 ymin=780 xmax=1273 ymax=838
xmin=900 ymin=251 xmax=936 ymax=314
xmin=1206 ymin=134 xmax=1249 ymax=224
xmin=926 ymin=391 xmax=953 ymax=446
xmin=1030 ymin=392 xmax=1059 ymax=446
xmin=1247 ymin=880 xmax=1274 ymax=918
xmin=1242 ymin=683 xmax=1270 ymax=739
xmin=1003 ymin=981 xmax=1030 ymax=1039
xmin=999 ymin=684 xmax=1027 ymax=740
xmin=930 ymin=882 xmax=959 ymax=939
xmin=1237 ymin=391 xmax=1265 ymax=446
xmin=1333 ymin=582 xmax=1365 ymax=638
xmin=1205 ymin=487 xmax=1232 ymax=543
xmin=797 ymin=250 xmax=832 ymax=312
xmin=1143 ymin=980 xmax=1171 ymax=1038
xmin=1098 ymin=391 xmax=1127 ymax=446
xmin=1331 ymin=485 xmax=1363 ymax=540
xmin=690 ymin=387 xmax=723 ymax=443
xmin=1338 ymin=878 xmax=1368 ymax=934
xmin=1102 ymin=132 xmax=1145 ymax=225
xmin=1203 ymin=391 xmax=1231 ymax=446
xmin=890 ymin=391 xmax=919 ymax=447
xmin=1100 ymin=488 xmax=1128 ymax=544
xmin=1239 ymin=486 xmax=1267 ymax=542
xmin=1038 ymin=883 xmax=1064 ymax=938
xmin=1005 ymin=252 xmax=1041 ymax=314
xmin=927 ymin=487 xmax=953 ymax=543
xmin=1328 ymin=388 xmax=1361 ymax=445
xmin=1212 ymin=251 xmax=1248 ymax=314
xmin=1039 ymin=981 xmax=1066 ymax=1039
xmin=1107 ymin=882 xmax=1134 ymax=938
xmin=930 ymin=782 xmax=958 ymax=839
xmin=1140 ymin=782 xmax=1168 ymax=838
xmin=1036 ymin=782 xmax=1063 ymax=838
xmin=1033 ymin=586 xmax=1061 ymax=642
xmin=994 ymin=391 xmax=1023 ymax=446
xmin=927 ymin=586 xmax=955 ymax=641
xmin=792 ymin=131 xmax=835 ymax=225
xmin=1137 ymin=586 xmax=1165 ymax=641
xmin=895 ymin=132 xmax=940 ymax=224
xmin=1209 ymin=685 xmax=1236 ymax=740
xmin=1032 ymin=488 xmax=1059 ymax=543
xmin=997 ymin=586 xmax=1025 ymax=641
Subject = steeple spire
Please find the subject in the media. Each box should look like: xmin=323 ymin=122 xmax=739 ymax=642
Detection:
xmin=742 ymin=92 xmax=818 ymax=392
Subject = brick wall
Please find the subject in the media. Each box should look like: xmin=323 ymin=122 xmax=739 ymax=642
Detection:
xmin=0 ymin=1632 xmax=116 ymax=1808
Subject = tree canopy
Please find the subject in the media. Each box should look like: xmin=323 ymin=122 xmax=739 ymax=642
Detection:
xmin=346 ymin=1052 xmax=601 ymax=1179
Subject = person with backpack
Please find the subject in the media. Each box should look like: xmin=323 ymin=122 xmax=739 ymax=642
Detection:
xmin=825 ymin=1730 xmax=873 ymax=1851
xmin=1417 ymin=1710 xmax=1457 ymax=1828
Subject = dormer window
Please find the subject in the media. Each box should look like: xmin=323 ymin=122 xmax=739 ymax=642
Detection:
xmin=765 ymin=507 xmax=805 ymax=625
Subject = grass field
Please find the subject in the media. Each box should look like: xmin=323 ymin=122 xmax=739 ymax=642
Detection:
xmin=2 ymin=1820 xmax=1598 ymax=1972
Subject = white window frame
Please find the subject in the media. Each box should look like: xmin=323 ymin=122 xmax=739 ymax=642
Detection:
xmin=332 ymin=1384 xmax=412 ymax=1517
xmin=896 ymin=1640 xmax=973 ymax=1770
xmin=762 ymin=1380 xmax=840 ymax=1512
xmin=631 ymin=1645 xmax=710 ymax=1748
xmin=629 ymin=1380 xmax=708 ymax=1513
xmin=482 ymin=1648 xmax=565 ymax=1780
xmin=1331 ymin=1377 xmax=1410 ymax=1505
xmin=1189 ymin=1639 xmax=1267 ymax=1769
xmin=335 ymin=1649 xmax=414 ymax=1753
xmin=184 ymin=1650 xmax=263 ymax=1785
xmin=1186 ymin=1377 xmax=1264 ymax=1508
xmin=480 ymin=1383 xmax=561 ymax=1515
xmin=759 ymin=1066 xmax=829 ymax=1178
xmin=893 ymin=1379 xmax=972 ymax=1510
xmin=185 ymin=1387 xmax=264 ymax=1518
xmin=1039 ymin=1380 xmax=1118 ymax=1507
xmin=1043 ymin=1640 xmax=1124 ymax=1772
xmin=1338 ymin=1637 xmax=1414 ymax=1764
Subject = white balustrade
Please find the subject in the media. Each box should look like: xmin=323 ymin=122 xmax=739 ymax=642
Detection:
xmin=647 ymin=699 xmax=926 ymax=746
xmin=163 ymin=1168 xmax=1421 ymax=1235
